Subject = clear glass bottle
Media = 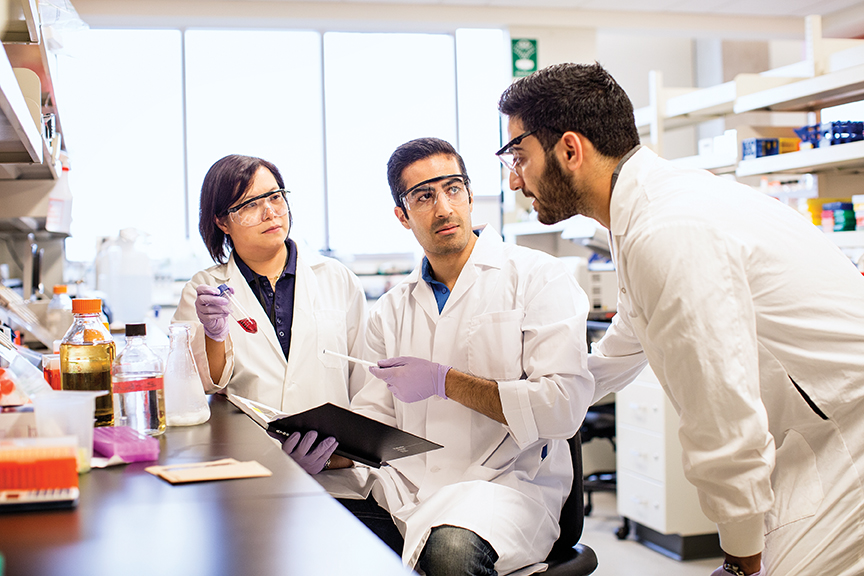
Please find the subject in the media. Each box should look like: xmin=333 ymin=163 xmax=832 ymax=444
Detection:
xmin=163 ymin=323 xmax=210 ymax=426
xmin=60 ymin=298 xmax=116 ymax=427
xmin=46 ymin=284 xmax=74 ymax=341
xmin=112 ymin=323 xmax=166 ymax=436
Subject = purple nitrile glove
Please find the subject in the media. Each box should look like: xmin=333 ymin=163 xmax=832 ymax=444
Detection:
xmin=195 ymin=284 xmax=232 ymax=342
xmin=280 ymin=430 xmax=338 ymax=475
xmin=709 ymin=564 xmax=764 ymax=576
xmin=368 ymin=356 xmax=451 ymax=403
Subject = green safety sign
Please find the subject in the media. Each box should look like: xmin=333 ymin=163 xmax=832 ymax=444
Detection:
xmin=512 ymin=39 xmax=537 ymax=78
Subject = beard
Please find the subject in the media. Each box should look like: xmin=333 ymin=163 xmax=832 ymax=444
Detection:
xmin=529 ymin=148 xmax=587 ymax=225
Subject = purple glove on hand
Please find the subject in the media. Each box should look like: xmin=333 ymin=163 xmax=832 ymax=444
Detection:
xmin=195 ymin=284 xmax=231 ymax=342
xmin=369 ymin=356 xmax=451 ymax=403
xmin=710 ymin=564 xmax=764 ymax=576
xmin=280 ymin=430 xmax=338 ymax=475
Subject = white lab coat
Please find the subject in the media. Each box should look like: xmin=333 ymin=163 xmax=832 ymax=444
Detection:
xmin=328 ymin=226 xmax=594 ymax=575
xmin=589 ymin=147 xmax=864 ymax=575
xmin=172 ymin=245 xmax=368 ymax=413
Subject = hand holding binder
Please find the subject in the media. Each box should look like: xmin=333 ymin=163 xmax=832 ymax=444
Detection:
xmin=228 ymin=394 xmax=442 ymax=468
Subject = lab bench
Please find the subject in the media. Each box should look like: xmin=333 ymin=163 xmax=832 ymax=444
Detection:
xmin=0 ymin=394 xmax=412 ymax=576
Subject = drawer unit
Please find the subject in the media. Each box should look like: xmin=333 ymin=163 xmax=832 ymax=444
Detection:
xmin=616 ymin=366 xmax=720 ymax=559
xmin=616 ymin=380 xmax=664 ymax=433
xmin=617 ymin=424 xmax=664 ymax=481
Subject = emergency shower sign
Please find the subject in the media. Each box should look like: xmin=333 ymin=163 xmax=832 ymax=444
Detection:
xmin=512 ymin=39 xmax=537 ymax=77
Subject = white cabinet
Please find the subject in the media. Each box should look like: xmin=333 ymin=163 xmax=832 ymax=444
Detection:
xmin=616 ymin=366 xmax=721 ymax=560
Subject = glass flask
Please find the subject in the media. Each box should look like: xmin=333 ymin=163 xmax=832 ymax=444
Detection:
xmin=163 ymin=323 xmax=210 ymax=426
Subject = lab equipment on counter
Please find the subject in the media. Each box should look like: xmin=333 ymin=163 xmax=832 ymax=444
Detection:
xmin=93 ymin=426 xmax=159 ymax=463
xmin=111 ymin=323 xmax=166 ymax=436
xmin=95 ymin=228 xmax=154 ymax=326
xmin=59 ymin=299 xmax=116 ymax=427
xmin=0 ymin=438 xmax=79 ymax=510
xmin=33 ymin=390 xmax=107 ymax=473
xmin=0 ymin=330 xmax=53 ymax=400
xmin=41 ymin=353 xmax=61 ymax=390
xmin=0 ymin=284 xmax=54 ymax=348
xmin=163 ymin=323 xmax=210 ymax=426
xmin=46 ymin=284 xmax=74 ymax=341
xmin=217 ymin=284 xmax=258 ymax=334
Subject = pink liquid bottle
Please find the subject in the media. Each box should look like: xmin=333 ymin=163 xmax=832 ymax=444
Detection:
xmin=217 ymin=284 xmax=258 ymax=334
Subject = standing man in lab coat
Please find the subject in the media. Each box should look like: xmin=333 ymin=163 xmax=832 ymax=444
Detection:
xmin=497 ymin=62 xmax=864 ymax=576
xmin=315 ymin=137 xmax=594 ymax=575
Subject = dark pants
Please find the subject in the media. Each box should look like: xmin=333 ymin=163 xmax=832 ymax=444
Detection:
xmin=337 ymin=497 xmax=499 ymax=576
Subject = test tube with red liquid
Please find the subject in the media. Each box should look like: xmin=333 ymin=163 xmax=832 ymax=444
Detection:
xmin=217 ymin=284 xmax=258 ymax=334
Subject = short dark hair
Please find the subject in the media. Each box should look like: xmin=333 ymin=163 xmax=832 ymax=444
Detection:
xmin=199 ymin=154 xmax=285 ymax=264
xmin=498 ymin=62 xmax=640 ymax=159
xmin=386 ymin=138 xmax=469 ymax=214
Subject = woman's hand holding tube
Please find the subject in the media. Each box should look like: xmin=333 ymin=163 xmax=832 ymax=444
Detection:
xmin=369 ymin=356 xmax=451 ymax=403
xmin=195 ymin=284 xmax=231 ymax=342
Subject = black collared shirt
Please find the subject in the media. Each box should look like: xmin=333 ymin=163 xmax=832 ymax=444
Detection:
xmin=234 ymin=239 xmax=298 ymax=360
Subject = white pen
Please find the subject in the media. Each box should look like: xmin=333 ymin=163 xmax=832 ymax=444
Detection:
xmin=322 ymin=349 xmax=378 ymax=368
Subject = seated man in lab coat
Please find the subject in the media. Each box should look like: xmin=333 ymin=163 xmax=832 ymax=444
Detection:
xmin=307 ymin=137 xmax=595 ymax=576
xmin=497 ymin=62 xmax=864 ymax=576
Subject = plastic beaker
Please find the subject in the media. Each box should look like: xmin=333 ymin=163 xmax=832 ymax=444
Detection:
xmin=41 ymin=353 xmax=61 ymax=390
xmin=33 ymin=390 xmax=108 ymax=473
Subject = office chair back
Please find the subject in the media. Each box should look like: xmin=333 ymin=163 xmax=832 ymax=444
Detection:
xmin=542 ymin=431 xmax=598 ymax=575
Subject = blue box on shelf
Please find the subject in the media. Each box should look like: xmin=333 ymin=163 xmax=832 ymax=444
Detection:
xmin=742 ymin=138 xmax=778 ymax=160
xmin=795 ymin=121 xmax=863 ymax=147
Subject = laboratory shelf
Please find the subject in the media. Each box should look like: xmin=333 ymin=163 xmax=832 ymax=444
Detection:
xmin=735 ymin=140 xmax=864 ymax=176
xmin=636 ymin=74 xmax=799 ymax=137
xmin=670 ymin=151 xmax=737 ymax=174
xmin=825 ymin=229 xmax=864 ymax=249
xmin=734 ymin=63 xmax=864 ymax=113
xmin=0 ymin=41 xmax=41 ymax=167
xmin=502 ymin=215 xmax=600 ymax=244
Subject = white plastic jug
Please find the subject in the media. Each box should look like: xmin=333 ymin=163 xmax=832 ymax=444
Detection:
xmin=95 ymin=228 xmax=154 ymax=325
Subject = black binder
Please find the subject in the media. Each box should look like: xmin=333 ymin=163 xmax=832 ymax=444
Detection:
xmin=228 ymin=394 xmax=442 ymax=468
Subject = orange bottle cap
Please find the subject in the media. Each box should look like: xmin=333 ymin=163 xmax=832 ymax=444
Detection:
xmin=53 ymin=285 xmax=67 ymax=294
xmin=71 ymin=298 xmax=102 ymax=315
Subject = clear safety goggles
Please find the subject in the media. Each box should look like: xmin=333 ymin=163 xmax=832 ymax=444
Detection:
xmin=224 ymin=189 xmax=290 ymax=227
xmin=400 ymin=174 xmax=471 ymax=213
xmin=495 ymin=130 xmax=537 ymax=173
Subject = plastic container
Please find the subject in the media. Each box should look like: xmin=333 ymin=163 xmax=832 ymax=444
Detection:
xmin=163 ymin=323 xmax=210 ymax=426
xmin=111 ymin=323 xmax=166 ymax=436
xmin=46 ymin=285 xmax=74 ymax=342
xmin=0 ymin=343 xmax=53 ymax=399
xmin=33 ymin=390 xmax=107 ymax=473
xmin=95 ymin=228 xmax=154 ymax=326
xmin=92 ymin=426 xmax=160 ymax=462
xmin=217 ymin=284 xmax=258 ymax=334
xmin=41 ymin=353 xmax=61 ymax=390
xmin=59 ymin=299 xmax=116 ymax=427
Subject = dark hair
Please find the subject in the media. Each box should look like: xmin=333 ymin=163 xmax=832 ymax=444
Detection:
xmin=386 ymin=138 xmax=469 ymax=214
xmin=199 ymin=154 xmax=285 ymax=264
xmin=498 ymin=62 xmax=640 ymax=159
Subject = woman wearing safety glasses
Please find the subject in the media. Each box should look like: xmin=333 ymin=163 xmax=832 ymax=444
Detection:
xmin=172 ymin=155 xmax=368 ymax=440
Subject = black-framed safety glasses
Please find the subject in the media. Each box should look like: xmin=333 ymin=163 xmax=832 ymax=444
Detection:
xmin=495 ymin=129 xmax=537 ymax=173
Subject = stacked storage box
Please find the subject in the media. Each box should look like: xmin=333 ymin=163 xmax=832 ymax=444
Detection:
xmin=854 ymin=195 xmax=864 ymax=231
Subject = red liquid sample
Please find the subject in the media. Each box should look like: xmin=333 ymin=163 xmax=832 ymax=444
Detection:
xmin=237 ymin=318 xmax=258 ymax=334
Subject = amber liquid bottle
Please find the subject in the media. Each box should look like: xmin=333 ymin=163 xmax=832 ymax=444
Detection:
xmin=60 ymin=298 xmax=116 ymax=426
